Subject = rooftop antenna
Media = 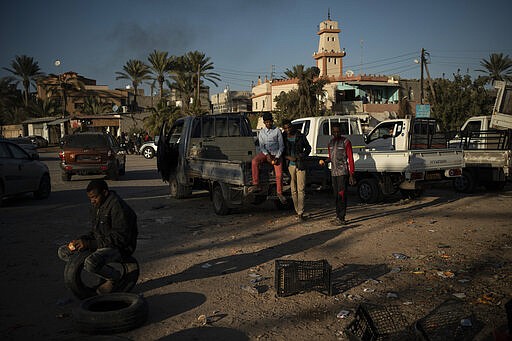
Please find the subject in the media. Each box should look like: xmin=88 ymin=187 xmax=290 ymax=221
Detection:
xmin=328 ymin=8 xmax=331 ymax=20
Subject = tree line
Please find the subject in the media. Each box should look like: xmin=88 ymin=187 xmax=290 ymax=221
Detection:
xmin=0 ymin=50 xmax=220 ymax=135
xmin=1 ymin=51 xmax=511 ymax=134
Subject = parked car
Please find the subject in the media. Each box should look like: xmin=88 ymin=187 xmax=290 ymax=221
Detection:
xmin=28 ymin=135 xmax=49 ymax=148
xmin=59 ymin=132 xmax=126 ymax=181
xmin=7 ymin=137 xmax=39 ymax=159
xmin=0 ymin=139 xmax=51 ymax=204
xmin=139 ymin=140 xmax=158 ymax=159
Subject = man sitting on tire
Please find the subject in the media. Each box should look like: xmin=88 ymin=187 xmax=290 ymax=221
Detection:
xmin=58 ymin=180 xmax=138 ymax=295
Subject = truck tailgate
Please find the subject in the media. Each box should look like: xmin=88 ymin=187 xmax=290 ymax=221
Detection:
xmin=463 ymin=150 xmax=511 ymax=168
xmin=187 ymin=158 xmax=250 ymax=186
xmin=408 ymin=149 xmax=464 ymax=172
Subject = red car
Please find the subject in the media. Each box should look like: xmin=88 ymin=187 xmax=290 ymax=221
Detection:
xmin=59 ymin=132 xmax=126 ymax=181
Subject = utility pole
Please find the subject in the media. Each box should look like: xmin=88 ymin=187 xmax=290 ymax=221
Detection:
xmin=423 ymin=52 xmax=436 ymax=105
xmin=420 ymin=48 xmax=425 ymax=104
xmin=196 ymin=64 xmax=201 ymax=111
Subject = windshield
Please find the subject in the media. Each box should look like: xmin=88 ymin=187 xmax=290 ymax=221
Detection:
xmin=67 ymin=134 xmax=108 ymax=148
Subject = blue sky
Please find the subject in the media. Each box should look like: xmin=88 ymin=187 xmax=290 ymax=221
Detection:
xmin=2 ymin=0 xmax=511 ymax=95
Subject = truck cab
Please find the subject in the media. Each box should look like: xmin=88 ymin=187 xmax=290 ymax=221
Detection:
xmin=448 ymin=116 xmax=500 ymax=149
xmin=491 ymin=80 xmax=512 ymax=130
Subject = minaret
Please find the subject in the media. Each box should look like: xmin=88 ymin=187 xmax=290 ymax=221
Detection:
xmin=313 ymin=10 xmax=346 ymax=78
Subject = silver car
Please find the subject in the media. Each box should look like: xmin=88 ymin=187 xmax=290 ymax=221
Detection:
xmin=0 ymin=139 xmax=51 ymax=204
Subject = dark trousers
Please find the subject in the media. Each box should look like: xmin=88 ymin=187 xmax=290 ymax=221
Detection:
xmin=58 ymin=246 xmax=123 ymax=281
xmin=332 ymin=175 xmax=348 ymax=220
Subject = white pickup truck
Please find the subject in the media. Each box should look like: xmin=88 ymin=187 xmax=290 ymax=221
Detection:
xmin=449 ymin=114 xmax=511 ymax=193
xmin=448 ymin=81 xmax=512 ymax=193
xmin=296 ymin=116 xmax=463 ymax=203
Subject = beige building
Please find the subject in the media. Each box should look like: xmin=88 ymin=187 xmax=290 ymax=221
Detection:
xmin=210 ymin=89 xmax=252 ymax=113
xmin=251 ymin=14 xmax=402 ymax=116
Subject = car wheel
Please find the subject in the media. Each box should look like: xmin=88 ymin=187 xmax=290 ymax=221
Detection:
xmin=142 ymin=147 xmax=155 ymax=159
xmin=61 ymin=172 xmax=72 ymax=181
xmin=34 ymin=174 xmax=51 ymax=199
xmin=64 ymin=250 xmax=140 ymax=300
xmin=453 ymin=170 xmax=476 ymax=193
xmin=212 ymin=184 xmax=230 ymax=215
xmin=357 ymin=178 xmax=381 ymax=204
xmin=72 ymin=293 xmax=148 ymax=334
xmin=169 ymin=174 xmax=190 ymax=199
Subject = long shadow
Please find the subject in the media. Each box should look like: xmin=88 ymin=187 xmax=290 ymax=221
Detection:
xmin=145 ymin=292 xmax=206 ymax=323
xmin=157 ymin=327 xmax=249 ymax=341
xmin=331 ymin=263 xmax=390 ymax=295
xmin=138 ymin=227 xmax=344 ymax=292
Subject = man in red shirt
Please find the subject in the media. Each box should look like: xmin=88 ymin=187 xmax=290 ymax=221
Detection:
xmin=320 ymin=123 xmax=356 ymax=225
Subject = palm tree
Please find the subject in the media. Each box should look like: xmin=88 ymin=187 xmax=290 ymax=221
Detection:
xmin=283 ymin=65 xmax=325 ymax=116
xmin=148 ymin=50 xmax=174 ymax=100
xmin=47 ymin=72 xmax=86 ymax=116
xmin=3 ymin=55 xmax=45 ymax=107
xmin=82 ymin=96 xmax=111 ymax=115
xmin=143 ymin=100 xmax=181 ymax=137
xmin=167 ymin=68 xmax=195 ymax=115
xmin=476 ymin=53 xmax=512 ymax=84
xmin=115 ymin=59 xmax=152 ymax=110
xmin=30 ymin=97 xmax=59 ymax=118
xmin=185 ymin=51 xmax=221 ymax=109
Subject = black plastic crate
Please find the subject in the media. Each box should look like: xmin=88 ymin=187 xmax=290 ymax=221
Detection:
xmin=415 ymin=299 xmax=482 ymax=341
xmin=274 ymin=259 xmax=332 ymax=297
xmin=345 ymin=303 xmax=409 ymax=341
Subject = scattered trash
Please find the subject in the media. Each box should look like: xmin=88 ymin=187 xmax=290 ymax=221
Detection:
xmin=460 ymin=318 xmax=472 ymax=327
xmin=476 ymin=292 xmax=502 ymax=305
xmin=428 ymin=229 xmax=436 ymax=232
xmin=197 ymin=314 xmax=209 ymax=325
xmin=458 ymin=279 xmax=470 ymax=283
xmin=250 ymin=276 xmax=269 ymax=284
xmin=452 ymin=293 xmax=466 ymax=299
xmin=240 ymin=285 xmax=259 ymax=295
xmin=437 ymin=244 xmax=451 ymax=248
xmin=429 ymin=219 xmax=438 ymax=224
xmin=392 ymin=253 xmax=409 ymax=260
xmin=440 ymin=254 xmax=451 ymax=259
xmin=248 ymin=273 xmax=261 ymax=278
xmin=201 ymin=263 xmax=212 ymax=269
xmin=387 ymin=292 xmax=399 ymax=299
xmin=403 ymin=301 xmax=413 ymax=305
xmin=411 ymin=270 xmax=425 ymax=275
xmin=364 ymin=279 xmax=382 ymax=285
xmin=363 ymin=288 xmax=375 ymax=293
xmin=336 ymin=310 xmax=351 ymax=319
xmin=437 ymin=271 xmax=455 ymax=278
xmin=390 ymin=267 xmax=402 ymax=273
xmin=344 ymin=293 xmax=363 ymax=301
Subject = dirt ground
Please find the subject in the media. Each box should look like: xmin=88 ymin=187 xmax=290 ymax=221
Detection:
xmin=1 ymin=154 xmax=511 ymax=340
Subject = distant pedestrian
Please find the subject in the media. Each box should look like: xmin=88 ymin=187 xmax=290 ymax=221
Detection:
xmin=248 ymin=112 xmax=286 ymax=204
xmin=282 ymin=119 xmax=311 ymax=221
xmin=319 ymin=123 xmax=356 ymax=225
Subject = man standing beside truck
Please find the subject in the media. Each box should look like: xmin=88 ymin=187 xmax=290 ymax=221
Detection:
xmin=283 ymin=119 xmax=311 ymax=221
xmin=249 ymin=112 xmax=287 ymax=204
xmin=320 ymin=123 xmax=356 ymax=225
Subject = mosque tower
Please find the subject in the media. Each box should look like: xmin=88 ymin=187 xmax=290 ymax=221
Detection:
xmin=313 ymin=10 xmax=346 ymax=78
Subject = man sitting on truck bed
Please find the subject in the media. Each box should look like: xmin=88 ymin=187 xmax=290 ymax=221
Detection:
xmin=249 ymin=112 xmax=287 ymax=204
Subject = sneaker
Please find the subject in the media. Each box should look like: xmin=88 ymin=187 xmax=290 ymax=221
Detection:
xmin=96 ymin=280 xmax=117 ymax=295
xmin=332 ymin=217 xmax=347 ymax=226
xmin=277 ymin=193 xmax=287 ymax=204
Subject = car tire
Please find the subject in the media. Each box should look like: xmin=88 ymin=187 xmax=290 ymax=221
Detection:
xmin=453 ymin=170 xmax=476 ymax=193
xmin=61 ymin=172 xmax=72 ymax=181
xmin=357 ymin=178 xmax=381 ymax=204
xmin=72 ymin=293 xmax=148 ymax=334
xmin=142 ymin=147 xmax=155 ymax=159
xmin=64 ymin=250 xmax=140 ymax=300
xmin=34 ymin=173 xmax=51 ymax=199
xmin=212 ymin=184 xmax=230 ymax=215
xmin=169 ymin=174 xmax=190 ymax=199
